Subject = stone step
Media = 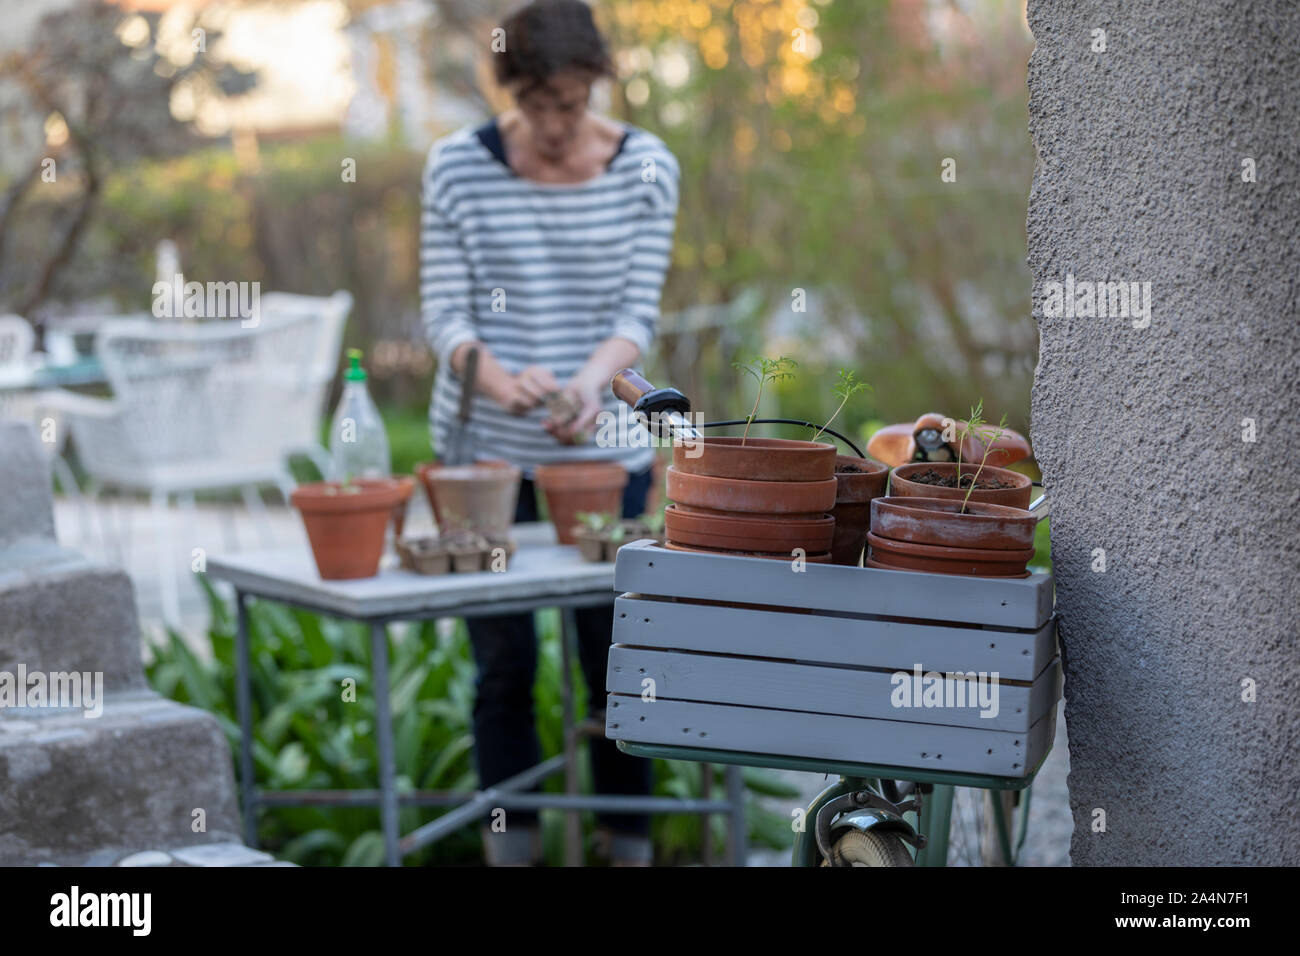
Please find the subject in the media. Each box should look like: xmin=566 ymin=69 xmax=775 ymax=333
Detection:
xmin=1 ymin=547 xmax=146 ymax=693
xmin=0 ymin=692 xmax=242 ymax=865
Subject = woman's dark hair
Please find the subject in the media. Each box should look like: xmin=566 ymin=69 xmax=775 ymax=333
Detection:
xmin=494 ymin=0 xmax=614 ymax=93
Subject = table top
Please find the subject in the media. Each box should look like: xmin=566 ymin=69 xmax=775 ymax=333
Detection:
xmin=0 ymin=357 xmax=106 ymax=391
xmin=205 ymin=523 xmax=619 ymax=621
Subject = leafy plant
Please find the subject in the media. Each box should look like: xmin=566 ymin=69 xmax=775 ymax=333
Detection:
xmin=812 ymin=369 xmax=872 ymax=443
xmin=732 ymin=356 xmax=798 ymax=445
xmin=956 ymin=400 xmax=1009 ymax=514
xmin=575 ymin=511 xmax=617 ymax=533
xmin=144 ymin=578 xmax=799 ymax=865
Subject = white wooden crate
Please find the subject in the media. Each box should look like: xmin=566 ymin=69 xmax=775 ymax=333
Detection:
xmin=604 ymin=540 xmax=1059 ymax=778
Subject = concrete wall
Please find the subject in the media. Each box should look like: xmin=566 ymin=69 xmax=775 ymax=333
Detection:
xmin=1027 ymin=1 xmax=1300 ymax=863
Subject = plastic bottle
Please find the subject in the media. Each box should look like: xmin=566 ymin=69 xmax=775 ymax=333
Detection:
xmin=328 ymin=349 xmax=391 ymax=482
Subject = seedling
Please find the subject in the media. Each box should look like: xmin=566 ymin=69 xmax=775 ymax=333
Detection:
xmin=812 ymin=369 xmax=872 ymax=444
xmin=576 ymin=511 xmax=617 ymax=533
xmin=957 ymin=400 xmax=1009 ymax=514
xmin=733 ymin=355 xmax=798 ymax=445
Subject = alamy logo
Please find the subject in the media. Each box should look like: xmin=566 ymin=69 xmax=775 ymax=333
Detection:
xmin=0 ymin=666 xmax=104 ymax=718
xmin=1040 ymin=273 xmax=1152 ymax=328
xmin=890 ymin=665 xmax=1000 ymax=719
xmin=152 ymin=274 xmax=260 ymax=327
xmin=50 ymin=886 xmax=151 ymax=936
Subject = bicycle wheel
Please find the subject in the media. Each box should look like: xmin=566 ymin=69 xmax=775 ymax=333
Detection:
xmin=948 ymin=787 xmax=1025 ymax=866
xmin=821 ymin=829 xmax=915 ymax=867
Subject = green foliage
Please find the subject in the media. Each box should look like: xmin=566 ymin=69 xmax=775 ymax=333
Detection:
xmin=956 ymin=400 xmax=1009 ymax=514
xmin=144 ymin=579 xmax=797 ymax=865
xmin=732 ymin=355 xmax=797 ymax=444
xmin=812 ymin=368 xmax=871 ymax=443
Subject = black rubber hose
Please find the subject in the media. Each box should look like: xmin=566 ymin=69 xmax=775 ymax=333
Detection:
xmin=698 ymin=418 xmax=867 ymax=460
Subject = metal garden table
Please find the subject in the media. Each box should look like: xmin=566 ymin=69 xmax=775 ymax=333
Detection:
xmin=206 ymin=523 xmax=747 ymax=867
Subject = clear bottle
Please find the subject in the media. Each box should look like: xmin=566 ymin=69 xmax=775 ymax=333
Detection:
xmin=328 ymin=349 xmax=391 ymax=482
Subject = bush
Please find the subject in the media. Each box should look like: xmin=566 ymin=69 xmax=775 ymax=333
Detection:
xmin=145 ymin=579 xmax=798 ymax=865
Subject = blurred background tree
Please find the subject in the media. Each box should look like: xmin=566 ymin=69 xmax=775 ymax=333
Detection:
xmin=0 ymin=0 xmax=1036 ymax=436
xmin=0 ymin=0 xmax=255 ymax=337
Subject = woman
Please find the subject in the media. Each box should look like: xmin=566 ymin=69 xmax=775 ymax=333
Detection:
xmin=420 ymin=0 xmax=679 ymax=865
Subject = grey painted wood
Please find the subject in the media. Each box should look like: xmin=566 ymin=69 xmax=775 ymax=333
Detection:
xmin=206 ymin=523 xmax=615 ymax=619
xmin=607 ymin=645 xmax=1060 ymax=733
xmin=613 ymin=596 xmax=1058 ymax=682
xmin=614 ymin=540 xmax=1053 ymax=630
xmin=606 ymin=693 xmax=1057 ymax=778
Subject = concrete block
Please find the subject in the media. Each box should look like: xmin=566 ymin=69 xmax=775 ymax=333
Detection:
xmin=0 ymin=562 xmax=146 ymax=693
xmin=0 ymin=422 xmax=55 ymax=548
xmin=0 ymin=693 xmax=242 ymax=865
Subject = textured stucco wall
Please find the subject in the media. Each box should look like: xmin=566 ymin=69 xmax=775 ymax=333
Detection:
xmin=1027 ymin=1 xmax=1300 ymax=864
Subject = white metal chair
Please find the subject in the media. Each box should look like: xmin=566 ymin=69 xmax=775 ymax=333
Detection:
xmin=257 ymin=290 xmax=352 ymax=478
xmin=53 ymin=311 xmax=329 ymax=626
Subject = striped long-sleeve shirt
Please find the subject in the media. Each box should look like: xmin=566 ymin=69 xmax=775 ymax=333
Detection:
xmin=420 ymin=120 xmax=680 ymax=475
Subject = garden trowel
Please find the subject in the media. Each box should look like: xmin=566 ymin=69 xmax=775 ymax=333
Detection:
xmin=442 ymin=346 xmax=479 ymax=465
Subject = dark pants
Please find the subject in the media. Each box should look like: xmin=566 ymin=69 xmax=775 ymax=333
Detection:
xmin=466 ymin=466 xmax=654 ymax=837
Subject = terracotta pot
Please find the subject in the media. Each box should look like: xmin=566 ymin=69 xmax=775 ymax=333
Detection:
xmin=416 ymin=460 xmax=521 ymax=539
xmin=664 ymin=503 xmax=834 ymax=554
xmin=534 ymin=461 xmax=628 ymax=545
xmin=866 ymin=532 xmax=1033 ymax=578
xmin=889 ymin=462 xmax=1032 ymax=510
xmin=830 ymin=455 xmax=889 ymax=566
xmin=666 ymin=466 xmax=837 ymax=515
xmin=292 ymin=478 xmax=412 ymax=580
xmin=672 ymin=436 xmax=837 ymax=482
xmin=870 ymin=496 xmax=1038 ymax=551
xmin=664 ymin=540 xmax=832 ymax=563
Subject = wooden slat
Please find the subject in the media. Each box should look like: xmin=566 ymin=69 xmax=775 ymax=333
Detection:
xmin=606 ymin=694 xmax=1057 ymax=778
xmin=613 ymin=596 xmax=1057 ymax=682
xmin=606 ymin=646 xmax=1060 ymax=733
xmin=614 ymin=540 xmax=1053 ymax=630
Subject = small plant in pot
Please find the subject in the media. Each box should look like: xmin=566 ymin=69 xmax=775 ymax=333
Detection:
xmin=888 ymin=401 xmax=1033 ymax=510
xmin=869 ymin=406 xmax=1039 ymax=577
xmin=665 ymin=356 xmax=839 ymax=559
xmin=292 ymin=477 xmax=412 ymax=580
xmin=572 ymin=511 xmax=659 ymax=563
xmin=812 ymin=370 xmax=889 ymax=566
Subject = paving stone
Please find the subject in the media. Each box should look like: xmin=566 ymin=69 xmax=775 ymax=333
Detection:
xmin=116 ymin=851 xmax=175 ymax=867
xmin=169 ymin=842 xmax=273 ymax=867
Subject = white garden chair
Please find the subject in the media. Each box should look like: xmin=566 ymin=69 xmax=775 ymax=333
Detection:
xmin=51 ymin=310 xmax=331 ymax=626
xmin=257 ymin=290 xmax=352 ymax=478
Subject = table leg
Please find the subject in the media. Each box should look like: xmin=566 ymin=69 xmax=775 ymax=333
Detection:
xmin=370 ymin=621 xmax=400 ymax=867
xmin=725 ymin=764 xmax=747 ymax=866
xmin=234 ymin=591 xmax=257 ymax=848
xmin=559 ymin=607 xmax=581 ymax=867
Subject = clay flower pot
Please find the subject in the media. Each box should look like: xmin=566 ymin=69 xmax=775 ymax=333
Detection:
xmin=672 ymin=436 xmax=836 ymax=482
xmin=829 ymin=455 xmax=889 ymax=566
xmin=664 ymin=540 xmax=832 ymax=563
xmin=866 ymin=533 xmax=1034 ymax=577
xmin=534 ymin=461 xmax=628 ymax=545
xmin=666 ymin=466 xmax=837 ymax=515
xmin=889 ymin=462 xmax=1033 ymax=510
xmin=416 ymin=460 xmax=521 ymax=539
xmin=292 ymin=478 xmax=412 ymax=580
xmin=664 ymin=503 xmax=834 ymax=554
xmin=866 ymin=496 xmax=1039 ymax=578
xmin=871 ymin=496 xmax=1038 ymax=551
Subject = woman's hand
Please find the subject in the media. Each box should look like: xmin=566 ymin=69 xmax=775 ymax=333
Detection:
xmin=545 ymin=376 xmax=603 ymax=443
xmin=494 ymin=364 xmax=560 ymax=414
